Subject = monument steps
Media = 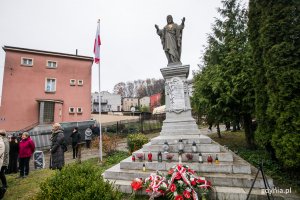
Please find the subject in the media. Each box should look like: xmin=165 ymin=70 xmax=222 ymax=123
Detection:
xmin=150 ymin=134 xmax=212 ymax=144
xmin=142 ymin=142 xmax=221 ymax=153
xmin=103 ymin=163 xmax=271 ymax=189
xmin=132 ymin=151 xmax=234 ymax=162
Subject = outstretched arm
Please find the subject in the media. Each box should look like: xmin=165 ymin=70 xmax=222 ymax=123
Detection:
xmin=181 ymin=17 xmax=185 ymax=27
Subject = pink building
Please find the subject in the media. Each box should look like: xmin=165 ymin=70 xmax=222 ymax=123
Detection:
xmin=0 ymin=46 xmax=93 ymax=131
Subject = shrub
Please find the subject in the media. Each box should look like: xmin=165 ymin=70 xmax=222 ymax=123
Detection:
xmin=36 ymin=162 xmax=123 ymax=200
xmin=102 ymin=134 xmax=120 ymax=155
xmin=127 ymin=133 xmax=149 ymax=153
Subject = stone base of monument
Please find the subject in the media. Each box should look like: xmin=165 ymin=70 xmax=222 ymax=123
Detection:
xmin=103 ymin=133 xmax=282 ymax=200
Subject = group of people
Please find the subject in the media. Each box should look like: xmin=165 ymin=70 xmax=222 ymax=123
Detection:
xmin=0 ymin=130 xmax=36 ymax=199
xmin=0 ymin=123 xmax=99 ymax=198
xmin=70 ymin=124 xmax=100 ymax=159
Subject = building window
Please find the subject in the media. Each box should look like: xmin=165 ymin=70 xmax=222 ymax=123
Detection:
xmin=77 ymin=107 xmax=83 ymax=113
xmin=45 ymin=78 xmax=56 ymax=93
xmin=78 ymin=80 xmax=83 ymax=86
xmin=47 ymin=60 xmax=57 ymax=68
xmin=21 ymin=57 xmax=33 ymax=66
xmin=69 ymin=107 xmax=75 ymax=113
xmin=70 ymin=79 xmax=76 ymax=86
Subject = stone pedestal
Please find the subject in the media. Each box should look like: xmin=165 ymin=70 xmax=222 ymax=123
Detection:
xmin=160 ymin=65 xmax=200 ymax=135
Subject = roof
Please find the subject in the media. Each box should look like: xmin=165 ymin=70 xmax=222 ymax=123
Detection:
xmin=3 ymin=46 xmax=93 ymax=62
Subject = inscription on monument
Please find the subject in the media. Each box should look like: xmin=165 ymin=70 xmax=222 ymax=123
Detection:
xmin=166 ymin=77 xmax=186 ymax=112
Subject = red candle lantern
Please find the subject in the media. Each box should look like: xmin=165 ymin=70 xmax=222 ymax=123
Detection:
xmin=148 ymin=152 xmax=153 ymax=162
xmin=207 ymin=154 xmax=213 ymax=164
xmin=132 ymin=155 xmax=136 ymax=162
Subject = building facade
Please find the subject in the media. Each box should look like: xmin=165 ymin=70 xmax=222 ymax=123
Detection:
xmin=91 ymin=91 xmax=121 ymax=112
xmin=122 ymin=97 xmax=139 ymax=111
xmin=0 ymin=46 xmax=93 ymax=131
xmin=139 ymin=96 xmax=150 ymax=110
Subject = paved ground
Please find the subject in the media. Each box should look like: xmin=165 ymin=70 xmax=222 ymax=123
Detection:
xmin=91 ymin=114 xmax=139 ymax=124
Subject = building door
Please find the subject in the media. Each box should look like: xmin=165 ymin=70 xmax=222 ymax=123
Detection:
xmin=43 ymin=102 xmax=55 ymax=123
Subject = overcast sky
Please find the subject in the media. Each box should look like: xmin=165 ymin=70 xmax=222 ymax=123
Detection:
xmin=0 ymin=0 xmax=248 ymax=94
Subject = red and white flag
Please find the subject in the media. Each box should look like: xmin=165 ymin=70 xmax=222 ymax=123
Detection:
xmin=93 ymin=22 xmax=101 ymax=63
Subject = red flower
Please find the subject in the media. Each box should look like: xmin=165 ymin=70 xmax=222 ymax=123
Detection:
xmin=170 ymin=184 xmax=176 ymax=192
xmin=168 ymin=168 xmax=174 ymax=175
xmin=175 ymin=195 xmax=184 ymax=200
xmin=183 ymin=190 xmax=191 ymax=199
xmin=145 ymin=188 xmax=152 ymax=193
xmin=175 ymin=172 xmax=182 ymax=180
xmin=191 ymin=180 xmax=196 ymax=186
xmin=196 ymin=179 xmax=205 ymax=184
xmin=188 ymin=169 xmax=195 ymax=174
xmin=131 ymin=178 xmax=143 ymax=191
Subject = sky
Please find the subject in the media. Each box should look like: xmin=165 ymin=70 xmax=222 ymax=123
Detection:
xmin=0 ymin=0 xmax=248 ymax=94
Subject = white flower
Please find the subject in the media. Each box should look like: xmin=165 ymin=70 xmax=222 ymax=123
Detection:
xmin=178 ymin=180 xmax=184 ymax=185
xmin=174 ymin=191 xmax=178 ymax=196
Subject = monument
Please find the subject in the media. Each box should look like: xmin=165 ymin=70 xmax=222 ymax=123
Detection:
xmin=103 ymin=16 xmax=276 ymax=200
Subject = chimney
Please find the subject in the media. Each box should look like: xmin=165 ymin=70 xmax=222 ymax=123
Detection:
xmin=76 ymin=49 xmax=78 ymax=56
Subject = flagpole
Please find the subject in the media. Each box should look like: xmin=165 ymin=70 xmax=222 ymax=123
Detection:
xmin=97 ymin=19 xmax=103 ymax=162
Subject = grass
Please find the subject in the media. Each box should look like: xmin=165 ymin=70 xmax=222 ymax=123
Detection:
xmin=210 ymin=130 xmax=300 ymax=195
xmin=3 ymin=150 xmax=129 ymax=200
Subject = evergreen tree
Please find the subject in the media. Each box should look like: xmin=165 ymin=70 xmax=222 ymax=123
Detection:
xmin=192 ymin=0 xmax=255 ymax=146
xmin=248 ymin=0 xmax=300 ymax=168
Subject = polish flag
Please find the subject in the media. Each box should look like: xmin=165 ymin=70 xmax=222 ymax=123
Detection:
xmin=93 ymin=22 xmax=101 ymax=63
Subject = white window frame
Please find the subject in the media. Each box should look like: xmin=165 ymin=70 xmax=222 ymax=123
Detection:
xmin=69 ymin=107 xmax=75 ymax=113
xmin=46 ymin=60 xmax=58 ymax=68
xmin=77 ymin=107 xmax=83 ymax=113
xmin=21 ymin=57 xmax=33 ymax=66
xmin=77 ymin=80 xmax=83 ymax=86
xmin=45 ymin=78 xmax=56 ymax=93
xmin=70 ymin=79 xmax=76 ymax=86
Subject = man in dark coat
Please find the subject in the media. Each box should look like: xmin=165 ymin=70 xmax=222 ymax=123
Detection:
xmin=70 ymin=127 xmax=81 ymax=159
xmin=50 ymin=123 xmax=65 ymax=170
xmin=8 ymin=136 xmax=19 ymax=174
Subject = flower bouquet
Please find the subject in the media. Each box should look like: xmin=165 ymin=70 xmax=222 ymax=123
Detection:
xmin=166 ymin=154 xmax=174 ymax=162
xmin=166 ymin=164 xmax=212 ymax=200
xmin=185 ymin=153 xmax=194 ymax=162
xmin=136 ymin=153 xmax=144 ymax=161
xmin=131 ymin=178 xmax=143 ymax=191
xmin=144 ymin=172 xmax=168 ymax=200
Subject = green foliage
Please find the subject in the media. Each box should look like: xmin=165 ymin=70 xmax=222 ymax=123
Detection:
xmin=127 ymin=133 xmax=149 ymax=153
xmin=249 ymin=0 xmax=300 ymax=168
xmin=192 ymin=0 xmax=255 ymax=147
xmin=36 ymin=162 xmax=123 ymax=200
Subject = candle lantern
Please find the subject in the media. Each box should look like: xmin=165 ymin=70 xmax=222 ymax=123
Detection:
xmin=163 ymin=141 xmax=169 ymax=153
xmin=198 ymin=152 xmax=203 ymax=163
xmin=148 ymin=152 xmax=153 ymax=162
xmin=192 ymin=141 xmax=197 ymax=153
xmin=178 ymin=139 xmax=184 ymax=153
xmin=215 ymin=154 xmax=219 ymax=164
xmin=178 ymin=152 xmax=182 ymax=163
xmin=157 ymin=151 xmax=163 ymax=162
xmin=132 ymin=155 xmax=136 ymax=162
xmin=207 ymin=154 xmax=213 ymax=164
xmin=142 ymin=163 xmax=146 ymax=172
